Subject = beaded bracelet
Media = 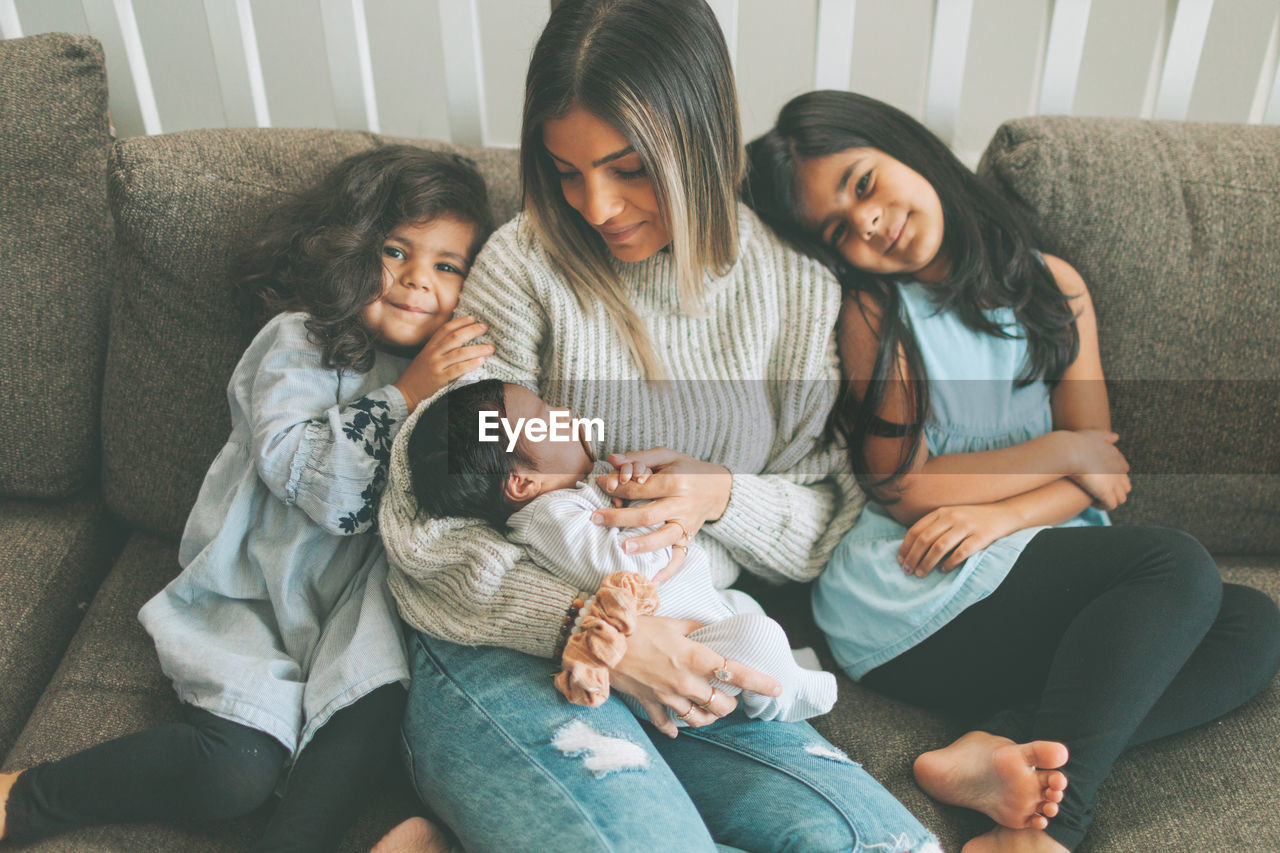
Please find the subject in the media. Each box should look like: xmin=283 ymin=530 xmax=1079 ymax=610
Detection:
xmin=552 ymin=595 xmax=588 ymax=661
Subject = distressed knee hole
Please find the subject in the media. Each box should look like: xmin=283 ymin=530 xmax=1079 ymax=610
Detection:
xmin=858 ymin=835 xmax=943 ymax=853
xmin=804 ymin=743 xmax=856 ymax=764
xmin=552 ymin=719 xmax=650 ymax=777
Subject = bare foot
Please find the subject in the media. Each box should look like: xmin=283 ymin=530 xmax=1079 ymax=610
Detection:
xmin=961 ymin=826 xmax=1069 ymax=853
xmin=1 ymin=770 xmax=21 ymax=840
xmin=914 ymin=731 xmax=1068 ymax=830
xmin=370 ymin=816 xmax=451 ymax=853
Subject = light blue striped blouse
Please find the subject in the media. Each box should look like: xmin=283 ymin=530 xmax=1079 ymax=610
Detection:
xmin=138 ymin=312 xmax=411 ymax=755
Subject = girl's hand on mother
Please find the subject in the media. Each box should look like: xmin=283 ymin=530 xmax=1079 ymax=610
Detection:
xmin=611 ymin=615 xmax=782 ymax=738
xmin=593 ymin=449 xmax=733 ymax=582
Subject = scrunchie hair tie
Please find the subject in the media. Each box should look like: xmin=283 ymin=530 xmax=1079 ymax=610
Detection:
xmin=553 ymin=571 xmax=660 ymax=706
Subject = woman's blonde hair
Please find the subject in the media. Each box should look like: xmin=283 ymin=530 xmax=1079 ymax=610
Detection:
xmin=521 ymin=0 xmax=742 ymax=379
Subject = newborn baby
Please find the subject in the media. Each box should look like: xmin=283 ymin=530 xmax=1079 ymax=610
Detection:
xmin=405 ymin=379 xmax=836 ymax=723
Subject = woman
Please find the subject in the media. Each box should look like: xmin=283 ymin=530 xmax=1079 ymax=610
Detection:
xmin=743 ymin=90 xmax=1280 ymax=852
xmin=377 ymin=2 xmax=943 ymax=851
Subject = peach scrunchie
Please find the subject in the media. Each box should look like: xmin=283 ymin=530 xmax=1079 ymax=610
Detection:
xmin=554 ymin=572 xmax=660 ymax=706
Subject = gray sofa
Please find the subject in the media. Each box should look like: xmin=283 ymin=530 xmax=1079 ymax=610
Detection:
xmin=1 ymin=32 xmax=1276 ymax=852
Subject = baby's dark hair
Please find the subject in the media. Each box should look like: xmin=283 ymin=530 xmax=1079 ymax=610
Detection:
xmin=407 ymin=379 xmax=524 ymax=529
xmin=236 ymin=145 xmax=496 ymax=372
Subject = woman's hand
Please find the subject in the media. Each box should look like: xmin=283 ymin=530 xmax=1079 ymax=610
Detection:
xmin=593 ymin=449 xmax=733 ymax=583
xmin=1066 ymin=429 xmax=1131 ymax=510
xmin=899 ymin=503 xmax=1024 ymax=577
xmin=610 ymin=615 xmax=782 ymax=738
xmin=393 ymin=316 xmax=492 ymax=411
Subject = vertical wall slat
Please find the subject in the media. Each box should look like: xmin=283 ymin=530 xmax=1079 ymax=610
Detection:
xmin=1038 ymin=0 xmax=1091 ymax=114
xmin=1151 ymin=0 xmax=1214 ymax=120
xmin=924 ymin=0 xmax=975 ymax=146
xmin=202 ymin=0 xmax=269 ymax=127
xmin=320 ymin=0 xmax=378 ymax=132
xmin=1255 ymin=11 xmax=1280 ymax=124
xmin=80 ymin=0 xmax=161 ymax=134
xmin=707 ymin=0 xmax=738 ymax=69
xmin=1 ymin=1 xmax=22 ymax=38
xmin=437 ymin=0 xmax=486 ymax=146
xmin=813 ymin=0 xmax=855 ymax=91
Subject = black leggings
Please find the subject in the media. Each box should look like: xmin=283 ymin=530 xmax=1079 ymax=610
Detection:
xmin=861 ymin=525 xmax=1280 ymax=850
xmin=6 ymin=683 xmax=404 ymax=852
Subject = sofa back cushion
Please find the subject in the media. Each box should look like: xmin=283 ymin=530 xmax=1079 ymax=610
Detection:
xmin=102 ymin=129 xmax=519 ymax=538
xmin=0 ymin=34 xmax=114 ymax=498
xmin=979 ymin=117 xmax=1279 ymax=553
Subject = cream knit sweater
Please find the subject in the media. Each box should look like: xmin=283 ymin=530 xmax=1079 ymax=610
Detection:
xmin=380 ymin=205 xmax=864 ymax=657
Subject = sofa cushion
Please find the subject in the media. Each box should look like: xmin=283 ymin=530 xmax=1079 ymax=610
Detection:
xmin=0 ymin=34 xmax=114 ymax=498
xmin=101 ymin=129 xmax=520 ymax=537
xmin=2 ymin=532 xmax=420 ymax=851
xmin=0 ymin=495 xmax=115 ymax=759
xmin=978 ymin=117 xmax=1280 ymax=553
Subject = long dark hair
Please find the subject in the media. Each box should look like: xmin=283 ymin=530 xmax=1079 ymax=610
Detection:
xmin=745 ymin=90 xmax=1078 ymax=491
xmin=237 ymin=145 xmax=494 ymax=373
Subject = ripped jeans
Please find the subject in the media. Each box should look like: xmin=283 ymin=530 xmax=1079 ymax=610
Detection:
xmin=402 ymin=631 xmax=939 ymax=853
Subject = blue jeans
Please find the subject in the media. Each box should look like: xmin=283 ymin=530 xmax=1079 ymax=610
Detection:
xmin=402 ymin=631 xmax=939 ymax=853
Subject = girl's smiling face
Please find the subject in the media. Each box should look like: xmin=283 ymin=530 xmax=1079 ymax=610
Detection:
xmin=795 ymin=147 xmax=950 ymax=284
xmin=363 ymin=216 xmax=477 ymax=350
xmin=541 ymin=107 xmax=671 ymax=262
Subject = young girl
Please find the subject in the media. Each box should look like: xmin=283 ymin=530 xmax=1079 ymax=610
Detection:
xmin=0 ymin=145 xmax=494 ymax=852
xmin=746 ymin=90 xmax=1280 ymax=853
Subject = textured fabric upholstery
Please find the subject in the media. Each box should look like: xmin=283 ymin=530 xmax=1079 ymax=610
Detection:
xmin=0 ymin=496 xmax=115 ymax=759
xmin=100 ymin=129 xmax=520 ymax=538
xmin=2 ymin=533 xmax=420 ymax=851
xmin=0 ymin=34 xmax=114 ymax=498
xmin=978 ymin=117 xmax=1280 ymax=553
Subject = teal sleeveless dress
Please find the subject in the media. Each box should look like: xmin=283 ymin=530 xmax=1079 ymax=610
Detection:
xmin=813 ymin=279 xmax=1108 ymax=680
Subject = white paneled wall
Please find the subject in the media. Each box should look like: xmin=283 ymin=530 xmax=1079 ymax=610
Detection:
xmin=5 ymin=0 xmax=1280 ymax=163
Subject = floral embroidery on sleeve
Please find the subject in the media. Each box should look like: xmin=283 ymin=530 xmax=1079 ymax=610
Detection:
xmin=337 ymin=396 xmax=396 ymax=534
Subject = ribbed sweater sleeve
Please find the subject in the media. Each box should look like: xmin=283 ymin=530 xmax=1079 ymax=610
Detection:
xmin=380 ymin=222 xmax=581 ymax=658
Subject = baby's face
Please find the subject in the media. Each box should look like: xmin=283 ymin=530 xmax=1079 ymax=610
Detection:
xmin=503 ymin=383 xmax=595 ymax=494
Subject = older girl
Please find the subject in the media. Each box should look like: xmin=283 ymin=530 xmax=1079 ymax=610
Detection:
xmin=378 ymin=2 xmax=940 ymax=852
xmin=745 ymin=90 xmax=1280 ymax=853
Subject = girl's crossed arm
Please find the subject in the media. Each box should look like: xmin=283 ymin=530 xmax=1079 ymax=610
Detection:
xmin=890 ymin=256 xmax=1131 ymax=575
xmin=842 ymin=258 xmax=1128 ymax=532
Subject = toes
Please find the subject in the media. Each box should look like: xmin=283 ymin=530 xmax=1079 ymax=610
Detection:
xmin=1041 ymin=786 xmax=1064 ymax=804
xmin=1028 ymin=740 xmax=1069 ymax=770
xmin=1037 ymin=768 xmax=1068 ymax=794
xmin=1040 ymin=800 xmax=1060 ymax=819
xmin=1028 ymin=814 xmax=1049 ymax=831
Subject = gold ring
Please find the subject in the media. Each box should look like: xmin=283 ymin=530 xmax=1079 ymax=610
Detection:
xmin=695 ymin=687 xmax=717 ymax=712
xmin=675 ymin=704 xmax=696 ymax=721
xmin=672 ymin=543 xmax=688 ymax=554
xmin=713 ymin=657 xmax=732 ymax=683
xmin=666 ymin=519 xmax=692 ymax=547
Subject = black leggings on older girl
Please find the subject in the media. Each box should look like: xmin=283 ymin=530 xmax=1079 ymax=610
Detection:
xmin=861 ymin=525 xmax=1280 ymax=850
xmin=4 ymin=684 xmax=403 ymax=852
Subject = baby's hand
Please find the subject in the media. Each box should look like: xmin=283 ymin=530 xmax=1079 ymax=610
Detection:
xmin=597 ymin=460 xmax=653 ymax=508
xmin=613 ymin=459 xmax=653 ymax=486
xmin=393 ymin=316 xmax=492 ymax=411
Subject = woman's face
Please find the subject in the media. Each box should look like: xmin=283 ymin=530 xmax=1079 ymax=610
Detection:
xmin=541 ymin=107 xmax=671 ymax=262
xmin=794 ymin=147 xmax=950 ymax=283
